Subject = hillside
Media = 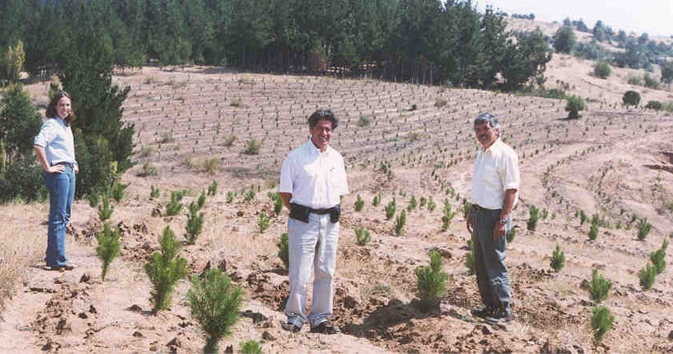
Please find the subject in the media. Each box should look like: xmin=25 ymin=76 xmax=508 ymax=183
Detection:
xmin=1 ymin=65 xmax=672 ymax=353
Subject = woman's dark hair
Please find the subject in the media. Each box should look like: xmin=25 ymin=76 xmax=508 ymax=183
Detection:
xmin=308 ymin=108 xmax=338 ymax=130
xmin=46 ymin=91 xmax=75 ymax=124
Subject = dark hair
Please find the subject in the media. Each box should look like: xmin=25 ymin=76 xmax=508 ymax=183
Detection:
xmin=46 ymin=91 xmax=75 ymax=124
xmin=308 ymin=108 xmax=338 ymax=130
xmin=474 ymin=111 xmax=500 ymax=136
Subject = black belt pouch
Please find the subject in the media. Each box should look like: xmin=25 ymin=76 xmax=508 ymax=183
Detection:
xmin=290 ymin=203 xmax=310 ymax=223
xmin=329 ymin=204 xmax=341 ymax=223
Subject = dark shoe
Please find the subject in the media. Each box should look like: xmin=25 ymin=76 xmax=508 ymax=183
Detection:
xmin=59 ymin=264 xmax=77 ymax=271
xmin=310 ymin=321 xmax=339 ymax=334
xmin=487 ymin=309 xmax=513 ymax=325
xmin=281 ymin=321 xmax=301 ymax=333
xmin=470 ymin=306 xmax=494 ymax=318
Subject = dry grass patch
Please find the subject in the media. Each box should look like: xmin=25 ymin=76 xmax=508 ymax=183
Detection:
xmin=0 ymin=202 xmax=47 ymax=311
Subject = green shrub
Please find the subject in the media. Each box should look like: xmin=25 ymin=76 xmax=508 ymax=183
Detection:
xmin=506 ymin=227 xmax=516 ymax=243
xmin=441 ymin=199 xmax=456 ymax=231
xmin=244 ymin=139 xmax=261 ymax=155
xmin=110 ymin=180 xmax=127 ymax=202
xmin=645 ymin=101 xmax=663 ymax=110
xmin=591 ymin=305 xmax=614 ymax=345
xmin=277 ymin=233 xmax=289 ymax=269
xmin=589 ymin=220 xmax=599 ymax=240
xmin=579 ymin=210 xmax=588 ymax=225
xmin=593 ymin=62 xmax=611 ymax=79
xmin=272 ymin=193 xmax=284 ymax=215
xmin=415 ymin=249 xmax=449 ymax=305
xmin=150 ymin=185 xmax=160 ymax=199
xmin=354 ymin=194 xmax=364 ymax=212
xmin=394 ymin=210 xmax=406 ymax=236
xmin=239 ymin=340 xmax=262 ymax=354
xmin=639 ymin=263 xmax=656 ymax=290
xmin=462 ymin=201 xmax=472 ymax=219
xmin=185 ymin=202 xmax=205 ymax=245
xmin=243 ymin=188 xmax=256 ymax=202
xmin=145 ymin=226 xmax=188 ymax=312
xmin=637 ymin=218 xmax=651 ymax=240
xmin=465 ymin=241 xmax=475 ymax=274
xmin=204 ymin=157 xmax=219 ymax=174
xmin=385 ymin=198 xmax=396 ymax=220
xmin=550 ymin=244 xmax=565 ymax=272
xmin=96 ymin=222 xmax=121 ymax=281
xmin=207 ymin=180 xmax=218 ymax=196
xmin=527 ymin=205 xmax=540 ymax=231
xmin=197 ymin=190 xmax=206 ymax=209
xmin=643 ymin=73 xmax=660 ymax=89
xmin=427 ymin=197 xmax=437 ymax=212
xmin=87 ymin=192 xmax=100 ymax=207
xmin=165 ymin=191 xmax=183 ymax=216
xmin=357 ymin=115 xmax=371 ymax=127
xmin=257 ymin=213 xmax=271 ymax=233
xmin=627 ymin=74 xmax=643 ymax=85
xmin=98 ymin=189 xmax=114 ymax=221
xmin=372 ymin=193 xmax=381 ymax=207
xmin=419 ymin=197 xmax=427 ymax=209
xmin=565 ymin=95 xmax=586 ymax=119
xmin=587 ymin=269 xmax=611 ymax=303
xmin=187 ymin=268 xmax=243 ymax=354
xmin=355 ymin=227 xmax=371 ymax=246
xmin=226 ymin=191 xmax=234 ymax=203
xmin=649 ymin=246 xmax=666 ymax=275
xmin=622 ymin=90 xmax=641 ymax=107
xmin=407 ymin=195 xmax=417 ymax=211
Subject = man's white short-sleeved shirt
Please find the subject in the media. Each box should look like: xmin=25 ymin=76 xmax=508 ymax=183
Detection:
xmin=279 ymin=140 xmax=349 ymax=209
xmin=470 ymin=138 xmax=520 ymax=210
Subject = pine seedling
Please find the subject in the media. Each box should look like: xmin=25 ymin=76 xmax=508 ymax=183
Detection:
xmin=185 ymin=202 xmax=205 ymax=245
xmin=240 ymin=340 xmax=263 ymax=354
xmin=506 ymin=227 xmax=516 ymax=243
xmin=96 ymin=222 xmax=121 ymax=281
xmin=87 ymin=192 xmax=99 ymax=207
xmin=257 ymin=213 xmax=271 ymax=233
xmin=187 ymin=268 xmax=243 ymax=354
xmin=272 ymin=193 xmax=284 ymax=215
xmin=243 ymin=188 xmax=256 ymax=202
xmin=407 ymin=195 xmax=417 ymax=211
xmin=527 ymin=205 xmax=539 ymax=231
xmin=637 ymin=218 xmax=652 ymax=240
xmin=649 ymin=240 xmax=667 ymax=274
xmin=441 ymin=199 xmax=456 ymax=231
xmin=550 ymin=244 xmax=565 ymax=272
xmin=394 ymin=210 xmax=406 ymax=236
xmin=419 ymin=197 xmax=427 ymax=209
xmin=145 ymin=226 xmax=189 ymax=312
xmin=165 ymin=191 xmax=183 ymax=216
xmin=462 ymin=201 xmax=472 ymax=219
xmin=226 ymin=191 xmax=235 ymax=203
xmin=354 ymin=194 xmax=364 ymax=212
xmin=355 ymin=227 xmax=371 ymax=246
xmin=579 ymin=210 xmax=588 ymax=225
xmin=587 ymin=269 xmax=612 ymax=303
xmin=207 ymin=180 xmax=218 ymax=196
xmin=277 ymin=233 xmax=289 ymax=269
xmin=589 ymin=219 xmax=599 ymax=240
xmin=427 ymin=197 xmax=437 ymax=212
xmin=385 ymin=198 xmax=396 ymax=220
xmin=372 ymin=193 xmax=382 ymax=207
xmin=197 ymin=190 xmax=206 ymax=209
xmin=591 ymin=305 xmax=614 ymax=345
xmin=98 ymin=189 xmax=114 ymax=221
xmin=415 ymin=249 xmax=449 ymax=309
xmin=465 ymin=240 xmax=475 ymax=274
xmin=111 ymin=180 xmax=128 ymax=202
xmin=639 ymin=263 xmax=656 ymax=290
xmin=150 ymin=185 xmax=160 ymax=199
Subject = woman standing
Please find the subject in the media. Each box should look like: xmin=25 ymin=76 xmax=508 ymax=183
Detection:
xmin=34 ymin=91 xmax=79 ymax=271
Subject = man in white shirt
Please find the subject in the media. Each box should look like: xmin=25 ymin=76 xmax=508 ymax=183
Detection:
xmin=466 ymin=112 xmax=520 ymax=324
xmin=278 ymin=109 xmax=349 ymax=334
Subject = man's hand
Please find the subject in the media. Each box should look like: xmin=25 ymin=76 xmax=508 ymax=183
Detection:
xmin=466 ymin=209 xmax=474 ymax=234
xmin=493 ymin=221 xmax=506 ymax=240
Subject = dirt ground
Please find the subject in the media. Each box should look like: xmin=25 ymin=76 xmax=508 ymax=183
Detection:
xmin=2 ymin=38 xmax=673 ymax=353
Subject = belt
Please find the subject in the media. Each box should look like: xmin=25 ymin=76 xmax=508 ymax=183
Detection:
xmin=292 ymin=203 xmax=335 ymax=215
xmin=52 ymin=161 xmax=75 ymax=168
xmin=473 ymin=204 xmax=498 ymax=211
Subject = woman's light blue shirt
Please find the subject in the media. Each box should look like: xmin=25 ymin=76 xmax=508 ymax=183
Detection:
xmin=34 ymin=117 xmax=77 ymax=166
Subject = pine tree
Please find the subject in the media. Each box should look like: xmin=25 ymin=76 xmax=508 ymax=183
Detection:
xmin=145 ymin=226 xmax=189 ymax=312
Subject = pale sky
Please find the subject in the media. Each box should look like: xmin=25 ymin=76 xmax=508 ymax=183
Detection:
xmin=476 ymin=0 xmax=673 ymax=37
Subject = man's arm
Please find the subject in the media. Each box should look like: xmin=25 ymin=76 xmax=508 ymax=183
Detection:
xmin=279 ymin=192 xmax=292 ymax=211
xmin=493 ymin=189 xmax=517 ymax=240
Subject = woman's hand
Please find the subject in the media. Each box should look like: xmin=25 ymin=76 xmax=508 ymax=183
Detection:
xmin=47 ymin=164 xmax=65 ymax=174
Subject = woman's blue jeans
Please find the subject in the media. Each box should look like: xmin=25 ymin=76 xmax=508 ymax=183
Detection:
xmin=43 ymin=166 xmax=75 ymax=268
